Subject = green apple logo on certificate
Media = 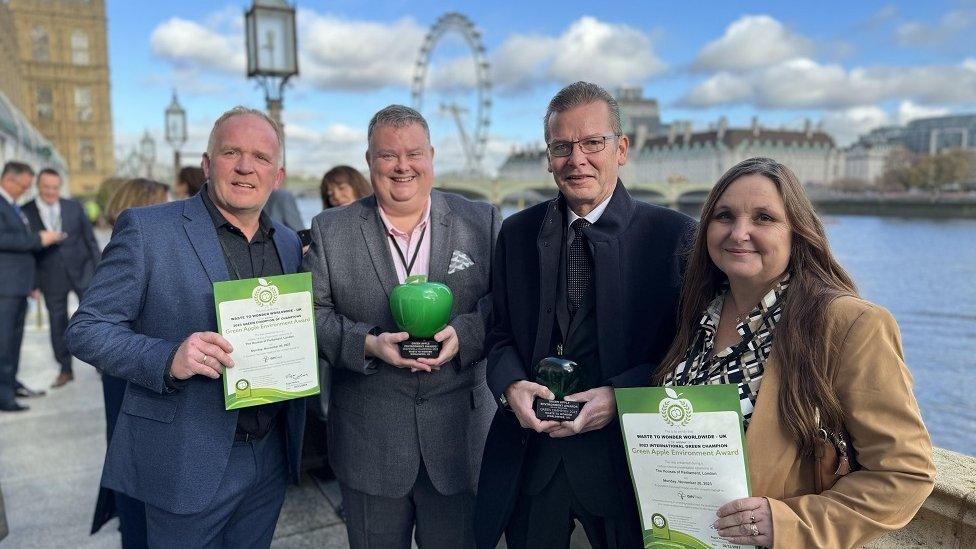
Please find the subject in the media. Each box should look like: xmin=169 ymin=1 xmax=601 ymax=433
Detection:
xmin=616 ymin=385 xmax=752 ymax=549
xmin=214 ymin=273 xmax=320 ymax=410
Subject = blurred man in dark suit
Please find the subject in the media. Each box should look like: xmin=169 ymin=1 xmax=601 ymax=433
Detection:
xmin=23 ymin=168 xmax=102 ymax=388
xmin=0 ymin=161 xmax=64 ymax=412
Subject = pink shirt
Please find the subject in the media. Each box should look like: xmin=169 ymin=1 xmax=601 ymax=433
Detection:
xmin=378 ymin=198 xmax=432 ymax=284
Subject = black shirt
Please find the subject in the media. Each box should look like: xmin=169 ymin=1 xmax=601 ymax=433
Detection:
xmin=200 ymin=185 xmax=286 ymax=439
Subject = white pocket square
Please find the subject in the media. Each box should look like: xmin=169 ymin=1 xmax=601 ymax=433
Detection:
xmin=448 ymin=250 xmax=474 ymax=274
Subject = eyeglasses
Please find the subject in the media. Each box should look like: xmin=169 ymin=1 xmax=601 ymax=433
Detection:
xmin=547 ymin=134 xmax=620 ymax=157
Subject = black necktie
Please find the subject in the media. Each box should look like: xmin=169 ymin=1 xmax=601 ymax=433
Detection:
xmin=567 ymin=218 xmax=592 ymax=316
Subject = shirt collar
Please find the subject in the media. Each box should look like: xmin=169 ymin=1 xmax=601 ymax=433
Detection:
xmin=566 ymin=191 xmax=612 ymax=228
xmin=37 ymin=198 xmax=59 ymax=212
xmin=0 ymin=186 xmax=16 ymax=206
xmin=200 ymin=183 xmax=276 ymax=239
xmin=378 ymin=197 xmax=432 ymax=238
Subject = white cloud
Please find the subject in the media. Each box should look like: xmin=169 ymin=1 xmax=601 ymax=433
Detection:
xmin=680 ymin=57 xmax=976 ymax=109
xmin=547 ymin=16 xmax=666 ymax=86
xmin=492 ymin=16 xmax=665 ymax=91
xmin=678 ymin=72 xmax=752 ymax=106
xmin=147 ymin=11 xmax=663 ymax=98
xmin=280 ymin=122 xmax=367 ymax=175
xmin=150 ymin=17 xmax=245 ymax=74
xmin=863 ymin=5 xmax=899 ymax=29
xmin=896 ymin=100 xmax=949 ymax=125
xmin=821 ymin=106 xmax=890 ymax=146
xmin=491 ymin=34 xmax=559 ymax=90
xmin=298 ymin=12 xmax=426 ymax=91
xmin=895 ymin=9 xmax=976 ymax=46
xmin=693 ymin=15 xmax=813 ymax=72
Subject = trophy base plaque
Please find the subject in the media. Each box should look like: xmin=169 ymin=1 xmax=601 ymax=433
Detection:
xmin=398 ymin=338 xmax=442 ymax=359
xmin=533 ymin=397 xmax=585 ymax=421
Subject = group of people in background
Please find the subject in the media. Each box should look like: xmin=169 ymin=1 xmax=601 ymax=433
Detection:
xmin=0 ymin=80 xmax=937 ymax=549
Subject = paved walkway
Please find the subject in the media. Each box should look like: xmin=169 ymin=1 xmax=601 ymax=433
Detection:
xmin=0 ymin=301 xmax=348 ymax=548
xmin=0 ymin=276 xmax=587 ymax=548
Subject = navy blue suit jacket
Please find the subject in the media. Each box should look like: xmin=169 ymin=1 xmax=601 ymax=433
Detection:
xmin=474 ymin=183 xmax=695 ymax=548
xmin=23 ymin=198 xmax=101 ymax=293
xmin=67 ymin=193 xmax=306 ymax=515
xmin=0 ymin=196 xmax=41 ymax=297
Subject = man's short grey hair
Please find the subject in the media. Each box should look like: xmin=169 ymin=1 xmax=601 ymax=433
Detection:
xmin=206 ymin=106 xmax=284 ymax=165
xmin=543 ymin=81 xmax=622 ymax=143
xmin=367 ymin=105 xmax=431 ymax=149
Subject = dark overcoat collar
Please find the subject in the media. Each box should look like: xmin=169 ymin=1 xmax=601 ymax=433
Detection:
xmin=532 ymin=180 xmax=636 ymax=375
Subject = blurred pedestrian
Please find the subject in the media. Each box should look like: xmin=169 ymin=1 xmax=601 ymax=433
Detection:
xmin=264 ymin=187 xmax=304 ymax=232
xmin=174 ymin=166 xmax=205 ymax=198
xmin=320 ymin=165 xmax=371 ymax=209
xmin=89 ymin=177 xmax=169 ymax=548
xmin=1 ymin=161 xmax=65 ymax=412
xmin=22 ymin=168 xmax=102 ymax=388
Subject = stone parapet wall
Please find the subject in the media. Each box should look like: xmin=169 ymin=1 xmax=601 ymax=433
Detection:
xmin=869 ymin=447 xmax=976 ymax=548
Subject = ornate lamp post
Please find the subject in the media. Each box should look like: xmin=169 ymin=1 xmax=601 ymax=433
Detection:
xmin=140 ymin=130 xmax=157 ymax=179
xmin=165 ymin=90 xmax=187 ymax=182
xmin=245 ymin=0 xmax=298 ymax=164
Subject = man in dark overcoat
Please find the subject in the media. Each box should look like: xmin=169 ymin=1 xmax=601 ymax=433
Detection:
xmin=475 ymin=81 xmax=695 ymax=548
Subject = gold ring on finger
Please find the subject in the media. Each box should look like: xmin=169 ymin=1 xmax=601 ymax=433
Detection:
xmin=202 ymin=355 xmax=210 ymax=365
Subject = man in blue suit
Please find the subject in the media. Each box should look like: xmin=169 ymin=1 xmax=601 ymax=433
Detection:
xmin=23 ymin=168 xmax=102 ymax=388
xmin=67 ymin=107 xmax=306 ymax=547
xmin=1 ymin=161 xmax=65 ymax=412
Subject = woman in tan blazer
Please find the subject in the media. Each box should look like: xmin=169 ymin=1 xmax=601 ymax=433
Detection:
xmin=653 ymin=157 xmax=935 ymax=548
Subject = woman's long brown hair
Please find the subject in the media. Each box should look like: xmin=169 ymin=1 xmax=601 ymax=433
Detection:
xmin=105 ymin=178 xmax=169 ymax=226
xmin=654 ymin=157 xmax=858 ymax=456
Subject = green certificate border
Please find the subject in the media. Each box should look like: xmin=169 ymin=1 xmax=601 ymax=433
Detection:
xmin=214 ymin=272 xmax=320 ymax=410
xmin=615 ymin=385 xmax=752 ymax=549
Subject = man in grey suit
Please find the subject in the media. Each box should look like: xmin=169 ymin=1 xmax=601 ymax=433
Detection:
xmin=305 ymin=104 xmax=498 ymax=549
xmin=23 ymin=168 xmax=101 ymax=388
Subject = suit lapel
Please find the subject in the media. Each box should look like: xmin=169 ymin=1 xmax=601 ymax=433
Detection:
xmin=182 ymin=195 xmax=229 ymax=285
xmin=59 ymin=198 xmax=70 ymax=227
xmin=427 ymin=191 xmax=451 ymax=284
xmin=360 ymin=197 xmax=399 ymax=298
xmin=532 ymin=198 xmax=562 ymax=364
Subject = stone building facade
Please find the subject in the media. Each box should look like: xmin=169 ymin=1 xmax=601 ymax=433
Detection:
xmin=498 ymin=117 xmax=841 ymax=189
xmin=0 ymin=0 xmax=114 ymax=195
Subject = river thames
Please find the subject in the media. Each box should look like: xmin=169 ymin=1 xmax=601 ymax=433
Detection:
xmin=298 ymin=197 xmax=976 ymax=456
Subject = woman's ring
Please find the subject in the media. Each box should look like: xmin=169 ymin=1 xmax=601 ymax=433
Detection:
xmin=750 ymin=523 xmax=760 ymax=537
xmin=750 ymin=515 xmax=756 ymax=524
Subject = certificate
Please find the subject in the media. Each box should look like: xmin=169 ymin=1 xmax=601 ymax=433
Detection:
xmin=616 ymin=385 xmax=753 ymax=549
xmin=214 ymin=273 xmax=320 ymax=410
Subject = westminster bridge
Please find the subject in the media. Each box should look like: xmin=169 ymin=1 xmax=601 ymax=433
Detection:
xmin=437 ymin=175 xmax=715 ymax=209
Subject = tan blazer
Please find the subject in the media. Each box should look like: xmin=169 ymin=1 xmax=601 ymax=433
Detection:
xmin=746 ymin=296 xmax=936 ymax=548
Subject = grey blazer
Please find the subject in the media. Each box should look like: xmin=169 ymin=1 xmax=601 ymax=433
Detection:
xmin=304 ymin=189 xmax=499 ymax=498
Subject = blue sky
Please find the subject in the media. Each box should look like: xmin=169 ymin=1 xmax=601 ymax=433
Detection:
xmin=106 ymin=0 xmax=976 ymax=176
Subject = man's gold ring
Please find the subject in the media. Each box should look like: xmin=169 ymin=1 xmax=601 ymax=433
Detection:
xmin=202 ymin=355 xmax=210 ymax=365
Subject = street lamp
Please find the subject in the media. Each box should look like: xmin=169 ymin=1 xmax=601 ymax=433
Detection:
xmin=140 ymin=130 xmax=157 ymax=179
xmin=165 ymin=89 xmax=187 ymax=181
xmin=245 ymin=0 xmax=298 ymax=163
